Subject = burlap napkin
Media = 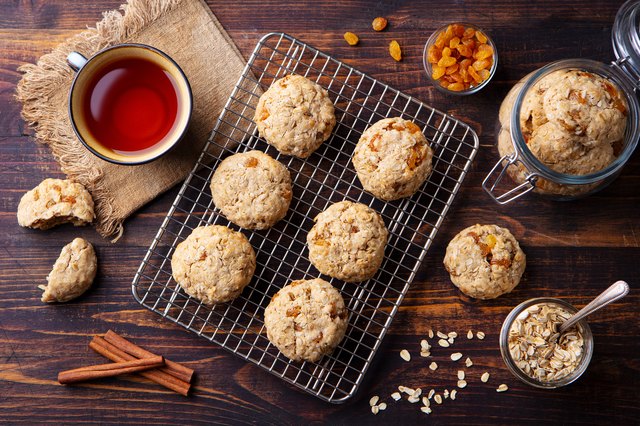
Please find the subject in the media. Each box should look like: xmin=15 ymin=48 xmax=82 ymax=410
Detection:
xmin=16 ymin=0 xmax=247 ymax=240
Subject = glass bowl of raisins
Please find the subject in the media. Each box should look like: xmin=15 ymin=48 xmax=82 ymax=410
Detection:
xmin=423 ymin=23 xmax=498 ymax=95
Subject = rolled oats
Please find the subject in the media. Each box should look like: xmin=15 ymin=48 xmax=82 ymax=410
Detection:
xmin=508 ymin=302 xmax=584 ymax=382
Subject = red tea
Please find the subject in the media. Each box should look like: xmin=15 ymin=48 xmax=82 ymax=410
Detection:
xmin=82 ymin=57 xmax=180 ymax=153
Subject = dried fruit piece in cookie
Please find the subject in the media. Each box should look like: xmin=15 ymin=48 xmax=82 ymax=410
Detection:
xmin=17 ymin=178 xmax=95 ymax=230
xmin=39 ymin=238 xmax=97 ymax=303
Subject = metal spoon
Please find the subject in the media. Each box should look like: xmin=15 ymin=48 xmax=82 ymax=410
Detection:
xmin=558 ymin=280 xmax=630 ymax=334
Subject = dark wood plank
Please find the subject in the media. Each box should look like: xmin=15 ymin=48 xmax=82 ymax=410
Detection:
xmin=0 ymin=0 xmax=638 ymax=424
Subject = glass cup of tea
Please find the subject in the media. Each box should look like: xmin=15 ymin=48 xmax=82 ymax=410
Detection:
xmin=67 ymin=43 xmax=192 ymax=165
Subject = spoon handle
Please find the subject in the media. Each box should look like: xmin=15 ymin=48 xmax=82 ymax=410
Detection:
xmin=558 ymin=280 xmax=630 ymax=334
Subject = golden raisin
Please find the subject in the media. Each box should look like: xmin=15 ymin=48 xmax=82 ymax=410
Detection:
xmin=245 ymin=157 xmax=259 ymax=168
xmin=485 ymin=234 xmax=497 ymax=249
xmin=372 ymin=17 xmax=388 ymax=32
xmin=448 ymin=82 xmax=465 ymax=91
xmin=389 ymin=40 xmax=402 ymax=61
xmin=432 ymin=65 xmax=446 ymax=80
xmin=475 ymin=31 xmax=488 ymax=44
xmin=286 ymin=306 xmax=301 ymax=317
xmin=427 ymin=45 xmax=441 ymax=64
xmin=344 ymin=31 xmax=359 ymax=46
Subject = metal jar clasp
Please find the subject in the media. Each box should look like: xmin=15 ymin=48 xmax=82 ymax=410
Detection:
xmin=482 ymin=154 xmax=538 ymax=204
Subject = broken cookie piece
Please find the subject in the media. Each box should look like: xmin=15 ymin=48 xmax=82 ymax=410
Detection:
xmin=39 ymin=238 xmax=97 ymax=303
xmin=17 ymin=178 xmax=95 ymax=230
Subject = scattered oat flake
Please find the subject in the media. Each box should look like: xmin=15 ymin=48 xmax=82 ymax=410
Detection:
xmin=389 ymin=40 xmax=402 ymax=61
xmin=477 ymin=331 xmax=486 ymax=340
xmin=412 ymin=388 xmax=422 ymax=398
xmin=429 ymin=362 xmax=438 ymax=371
xmin=420 ymin=350 xmax=431 ymax=358
xmin=465 ymin=357 xmax=473 ymax=367
xmin=467 ymin=330 xmax=474 ymax=339
xmin=421 ymin=406 xmax=432 ymax=414
xmin=400 ymin=349 xmax=411 ymax=361
xmin=369 ymin=396 xmax=379 ymax=406
xmin=344 ymin=32 xmax=359 ymax=46
xmin=481 ymin=372 xmax=490 ymax=383
xmin=428 ymin=329 xmax=434 ymax=339
xmin=457 ymin=380 xmax=467 ymax=388
xmin=457 ymin=370 xmax=465 ymax=380
xmin=451 ymin=352 xmax=463 ymax=361
xmin=450 ymin=389 xmax=458 ymax=400
xmin=448 ymin=332 xmax=458 ymax=339
xmin=438 ymin=339 xmax=450 ymax=347
xmin=434 ymin=394 xmax=443 ymax=404
xmin=437 ymin=331 xmax=448 ymax=339
xmin=422 ymin=396 xmax=430 ymax=406
xmin=448 ymin=337 xmax=455 ymax=344
xmin=399 ymin=386 xmax=414 ymax=395
xmin=497 ymin=384 xmax=509 ymax=392
xmin=372 ymin=17 xmax=388 ymax=32
xmin=443 ymin=389 xmax=450 ymax=399
xmin=378 ymin=402 xmax=387 ymax=411
xmin=391 ymin=392 xmax=401 ymax=401
xmin=371 ymin=405 xmax=379 ymax=415
xmin=428 ymin=389 xmax=435 ymax=399
xmin=408 ymin=395 xmax=420 ymax=403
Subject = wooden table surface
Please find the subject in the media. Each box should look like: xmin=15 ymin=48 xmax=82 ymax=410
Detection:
xmin=1 ymin=0 xmax=639 ymax=424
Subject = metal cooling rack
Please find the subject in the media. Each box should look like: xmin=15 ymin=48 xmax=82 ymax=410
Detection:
xmin=132 ymin=32 xmax=479 ymax=403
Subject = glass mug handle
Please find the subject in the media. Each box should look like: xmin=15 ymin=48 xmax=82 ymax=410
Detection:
xmin=67 ymin=52 xmax=88 ymax=72
xmin=482 ymin=154 xmax=538 ymax=204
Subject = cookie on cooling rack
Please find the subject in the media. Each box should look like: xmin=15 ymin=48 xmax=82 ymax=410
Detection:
xmin=254 ymin=74 xmax=336 ymax=158
xmin=352 ymin=117 xmax=433 ymax=201
xmin=264 ymin=278 xmax=348 ymax=363
xmin=443 ymin=224 xmax=526 ymax=300
xmin=307 ymin=201 xmax=388 ymax=282
xmin=210 ymin=150 xmax=292 ymax=230
xmin=171 ymin=225 xmax=256 ymax=304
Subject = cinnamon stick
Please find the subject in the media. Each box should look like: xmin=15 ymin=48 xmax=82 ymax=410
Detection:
xmin=89 ymin=336 xmax=190 ymax=396
xmin=58 ymin=355 xmax=164 ymax=384
xmin=104 ymin=330 xmax=194 ymax=383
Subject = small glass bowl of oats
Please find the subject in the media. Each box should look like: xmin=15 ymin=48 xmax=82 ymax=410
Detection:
xmin=499 ymin=298 xmax=594 ymax=388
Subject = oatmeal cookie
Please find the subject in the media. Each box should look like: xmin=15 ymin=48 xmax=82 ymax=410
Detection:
xmin=307 ymin=201 xmax=388 ymax=282
xmin=264 ymin=278 xmax=348 ymax=362
xmin=443 ymin=224 xmax=526 ymax=300
xmin=17 ymin=178 xmax=95 ymax=230
xmin=210 ymin=150 xmax=292 ymax=230
xmin=39 ymin=238 xmax=97 ymax=303
xmin=254 ymin=74 xmax=336 ymax=158
xmin=171 ymin=225 xmax=256 ymax=304
xmin=353 ymin=117 xmax=433 ymax=201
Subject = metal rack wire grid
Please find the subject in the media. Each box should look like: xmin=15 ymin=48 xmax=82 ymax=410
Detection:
xmin=132 ymin=32 xmax=479 ymax=403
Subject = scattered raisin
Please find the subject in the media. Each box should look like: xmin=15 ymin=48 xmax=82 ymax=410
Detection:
xmin=389 ymin=40 xmax=402 ymax=61
xmin=372 ymin=17 xmax=388 ymax=32
xmin=286 ymin=306 xmax=301 ymax=317
xmin=344 ymin=31 xmax=359 ymax=46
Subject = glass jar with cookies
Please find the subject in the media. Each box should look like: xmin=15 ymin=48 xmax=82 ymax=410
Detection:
xmin=483 ymin=0 xmax=640 ymax=203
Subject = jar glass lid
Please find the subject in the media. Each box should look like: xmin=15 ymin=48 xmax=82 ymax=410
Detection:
xmin=612 ymin=0 xmax=640 ymax=88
